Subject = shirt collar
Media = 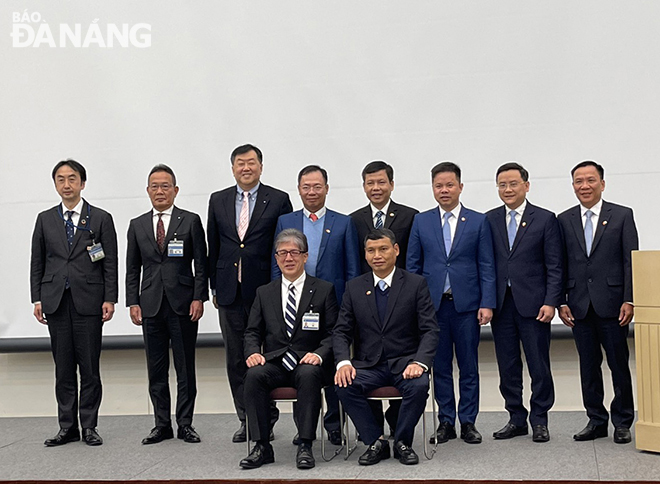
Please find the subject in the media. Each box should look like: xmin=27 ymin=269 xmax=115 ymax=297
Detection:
xmin=439 ymin=203 xmax=462 ymax=220
xmin=282 ymin=271 xmax=306 ymax=288
xmin=373 ymin=267 xmax=396 ymax=288
xmin=506 ymin=199 xmax=527 ymax=217
xmin=370 ymin=200 xmax=391 ymax=219
xmin=303 ymin=206 xmax=327 ymax=220
xmin=580 ymin=199 xmax=602 ymax=218
xmin=61 ymin=199 xmax=84 ymax=215
xmin=236 ymin=182 xmax=260 ymax=198
xmin=152 ymin=205 xmax=174 ymax=217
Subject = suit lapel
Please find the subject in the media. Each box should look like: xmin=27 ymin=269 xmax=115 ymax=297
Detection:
xmin=269 ymin=281 xmax=288 ymax=339
xmin=384 ymin=201 xmax=398 ymax=229
xmin=317 ymin=210 xmax=335 ymax=265
xmin=139 ymin=210 xmax=160 ymax=254
xmin=493 ymin=206 xmax=509 ymax=254
xmin=165 ymin=206 xmax=184 ymax=242
xmin=245 ymin=186 xmax=270 ymax=239
xmin=223 ymin=188 xmax=240 ymax=241
xmin=432 ymin=208 xmax=448 ymax=261
xmin=590 ymin=201 xmax=611 ymax=255
xmin=69 ymin=200 xmax=90 ymax=253
xmin=362 ymin=274 xmax=380 ymax=326
xmin=381 ymin=269 xmax=404 ymax=330
xmin=569 ymin=206 xmax=588 ymax=255
xmin=293 ymin=278 xmax=316 ymax=337
xmin=510 ymin=203 xmax=535 ymax=255
xmin=451 ymin=206 xmax=468 ymax=254
xmin=51 ymin=206 xmax=70 ymax=254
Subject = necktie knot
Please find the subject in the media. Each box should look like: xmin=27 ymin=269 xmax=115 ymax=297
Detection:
xmin=375 ymin=210 xmax=384 ymax=229
xmin=378 ymin=280 xmax=388 ymax=291
xmin=289 ymin=283 xmax=296 ymax=295
xmin=66 ymin=210 xmax=74 ymax=220
xmin=443 ymin=212 xmax=452 ymax=222
xmin=309 ymin=213 xmax=318 ymax=222
xmin=585 ymin=209 xmax=593 ymax=219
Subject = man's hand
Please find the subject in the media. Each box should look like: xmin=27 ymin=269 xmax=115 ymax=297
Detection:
xmin=300 ymin=353 xmax=321 ymax=366
xmin=130 ymin=306 xmax=143 ymax=326
xmin=246 ymin=353 xmax=266 ymax=368
xmin=33 ymin=303 xmax=47 ymax=325
xmin=189 ymin=300 xmax=204 ymax=322
xmin=619 ymin=302 xmax=634 ymax=327
xmin=402 ymin=362 xmax=424 ymax=380
xmin=335 ymin=364 xmax=356 ymax=387
xmin=478 ymin=308 xmax=493 ymax=326
xmin=536 ymin=305 xmax=555 ymax=323
xmin=212 ymin=295 xmax=219 ymax=309
xmin=558 ymin=306 xmax=574 ymax=327
xmin=102 ymin=302 xmax=115 ymax=322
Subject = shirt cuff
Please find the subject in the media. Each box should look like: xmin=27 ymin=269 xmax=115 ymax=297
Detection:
xmin=414 ymin=361 xmax=429 ymax=372
xmin=312 ymin=353 xmax=323 ymax=365
xmin=336 ymin=360 xmax=352 ymax=370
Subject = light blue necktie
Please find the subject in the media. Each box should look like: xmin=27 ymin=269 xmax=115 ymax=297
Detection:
xmin=378 ymin=280 xmax=388 ymax=291
xmin=584 ymin=209 xmax=594 ymax=256
xmin=507 ymin=210 xmax=517 ymax=250
xmin=442 ymin=212 xmax=452 ymax=292
xmin=375 ymin=211 xmax=384 ymax=229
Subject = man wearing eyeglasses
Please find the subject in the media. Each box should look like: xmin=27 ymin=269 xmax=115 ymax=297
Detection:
xmin=272 ymin=164 xmax=360 ymax=444
xmin=241 ymin=229 xmax=338 ymax=469
xmin=126 ymin=164 xmax=208 ymax=445
xmin=485 ymin=163 xmax=563 ymax=443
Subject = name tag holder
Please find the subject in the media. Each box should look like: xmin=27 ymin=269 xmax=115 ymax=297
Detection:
xmin=302 ymin=312 xmax=320 ymax=331
xmin=168 ymin=238 xmax=184 ymax=257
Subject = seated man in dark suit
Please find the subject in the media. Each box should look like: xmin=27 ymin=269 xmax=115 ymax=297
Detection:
xmin=334 ymin=228 xmax=438 ymax=465
xmin=240 ymin=229 xmax=338 ymax=470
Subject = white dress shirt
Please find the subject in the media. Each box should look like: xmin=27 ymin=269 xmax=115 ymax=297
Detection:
xmin=370 ymin=200 xmax=391 ymax=227
xmin=580 ymin=199 xmax=602 ymax=246
xmin=303 ymin=206 xmax=327 ymax=220
xmin=440 ymin=203 xmax=462 ymax=243
xmin=152 ymin=205 xmax=173 ymax=239
xmin=506 ymin=199 xmax=527 ymax=230
xmin=60 ymin=199 xmax=84 ymax=235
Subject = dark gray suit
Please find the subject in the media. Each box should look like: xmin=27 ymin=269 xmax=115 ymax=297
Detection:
xmin=30 ymin=200 xmax=118 ymax=429
xmin=126 ymin=206 xmax=208 ymax=428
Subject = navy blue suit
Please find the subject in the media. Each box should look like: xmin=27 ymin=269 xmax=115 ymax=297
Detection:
xmin=486 ymin=202 xmax=563 ymax=427
xmin=558 ymin=201 xmax=637 ymax=429
xmin=407 ymin=205 xmax=496 ymax=425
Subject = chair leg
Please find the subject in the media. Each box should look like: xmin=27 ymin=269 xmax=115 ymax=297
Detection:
xmin=245 ymin=414 xmax=251 ymax=455
xmin=424 ymin=372 xmax=439 ymax=460
xmin=321 ymin=387 xmax=344 ymax=461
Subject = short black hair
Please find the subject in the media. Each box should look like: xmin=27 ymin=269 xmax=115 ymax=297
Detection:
xmin=231 ymin=144 xmax=263 ymax=165
xmin=431 ymin=162 xmax=461 ymax=183
xmin=496 ymin=162 xmax=529 ymax=182
xmin=298 ymin=165 xmax=328 ymax=185
xmin=364 ymin=228 xmax=397 ymax=247
xmin=362 ymin=161 xmax=394 ymax=182
xmin=148 ymin=164 xmax=177 ymax=186
xmin=571 ymin=160 xmax=604 ymax=180
xmin=52 ymin=159 xmax=87 ymax=183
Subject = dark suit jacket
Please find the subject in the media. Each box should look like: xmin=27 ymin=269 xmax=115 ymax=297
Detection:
xmin=30 ymin=200 xmax=118 ymax=315
xmin=486 ymin=202 xmax=563 ymax=318
xmin=207 ymin=184 xmax=292 ymax=305
xmin=557 ymin=200 xmax=638 ymax=320
xmin=350 ymin=200 xmax=419 ymax=274
xmin=125 ymin=206 xmax=208 ymax=318
xmin=333 ymin=269 xmax=439 ymax=374
xmin=244 ymin=275 xmax=338 ymax=365
xmin=272 ymin=209 xmax=360 ymax=304
xmin=407 ymin=205 xmax=496 ymax=313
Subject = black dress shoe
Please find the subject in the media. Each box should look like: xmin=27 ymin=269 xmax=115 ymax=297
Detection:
xmin=177 ymin=425 xmax=201 ymax=443
xmin=613 ymin=426 xmax=632 ymax=444
xmin=82 ymin=428 xmax=103 ymax=446
xmin=269 ymin=429 xmax=275 ymax=441
xmin=232 ymin=422 xmax=247 ymax=443
xmin=430 ymin=421 xmax=457 ymax=444
xmin=393 ymin=440 xmax=419 ymax=465
xmin=460 ymin=423 xmax=482 ymax=444
xmin=239 ymin=442 xmax=275 ymax=469
xmin=493 ymin=422 xmax=528 ymax=440
xmin=358 ymin=439 xmax=390 ymax=466
xmin=327 ymin=429 xmax=342 ymax=446
xmin=44 ymin=427 xmax=80 ymax=447
xmin=532 ymin=425 xmax=550 ymax=442
xmin=573 ymin=423 xmax=608 ymax=441
xmin=296 ymin=443 xmax=315 ymax=469
xmin=142 ymin=426 xmax=174 ymax=445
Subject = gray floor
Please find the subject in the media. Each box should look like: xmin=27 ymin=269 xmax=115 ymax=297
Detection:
xmin=1 ymin=412 xmax=659 ymax=481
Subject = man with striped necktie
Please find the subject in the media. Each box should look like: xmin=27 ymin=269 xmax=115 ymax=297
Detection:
xmin=241 ymin=229 xmax=338 ymax=469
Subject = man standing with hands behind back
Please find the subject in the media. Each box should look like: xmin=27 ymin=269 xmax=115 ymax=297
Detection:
xmin=558 ymin=160 xmax=638 ymax=444
xmin=126 ymin=164 xmax=208 ymax=445
xmin=207 ymin=144 xmax=293 ymax=442
xmin=30 ymin=159 xmax=118 ymax=447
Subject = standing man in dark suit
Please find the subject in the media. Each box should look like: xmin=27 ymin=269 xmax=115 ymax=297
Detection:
xmin=350 ymin=160 xmax=419 ymax=438
xmin=273 ymin=164 xmax=360 ymax=444
xmin=240 ymin=229 xmax=338 ymax=470
xmin=558 ymin=160 xmax=637 ymax=444
xmin=207 ymin=144 xmax=293 ymax=442
xmin=30 ymin=159 xmax=118 ymax=447
xmin=486 ymin=162 xmax=563 ymax=443
xmin=335 ymin=228 xmax=438 ymax=465
xmin=407 ymin=161 xmax=496 ymax=445
xmin=126 ymin=164 xmax=208 ymax=445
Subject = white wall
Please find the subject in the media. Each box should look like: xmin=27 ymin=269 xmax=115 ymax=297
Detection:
xmin=2 ymin=0 xmax=659 ymax=339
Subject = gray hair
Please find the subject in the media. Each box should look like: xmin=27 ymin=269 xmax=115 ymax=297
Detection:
xmin=274 ymin=228 xmax=308 ymax=253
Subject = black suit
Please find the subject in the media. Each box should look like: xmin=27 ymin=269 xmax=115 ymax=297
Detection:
xmin=334 ymin=269 xmax=438 ymax=446
xmin=486 ymin=202 xmax=563 ymax=426
xmin=126 ymin=206 xmax=208 ymax=428
xmin=558 ymin=200 xmax=638 ymax=428
xmin=30 ymin=200 xmax=118 ymax=430
xmin=243 ymin=276 xmax=338 ymax=442
xmin=207 ymin=184 xmax=293 ymax=421
xmin=350 ymin=201 xmax=419 ymax=275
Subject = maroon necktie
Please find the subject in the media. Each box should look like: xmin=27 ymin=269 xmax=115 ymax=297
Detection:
xmin=156 ymin=213 xmax=165 ymax=253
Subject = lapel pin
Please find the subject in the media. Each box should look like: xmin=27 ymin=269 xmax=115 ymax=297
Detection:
xmin=602 ymin=220 xmax=608 ymax=225
xmin=461 ymin=217 xmax=466 ymax=222
xmin=325 ymin=229 xmax=331 ymax=233
xmin=389 ymin=213 xmax=394 ymax=217
xmin=521 ymin=221 xmax=527 ymax=227
xmin=80 ymin=219 xmax=87 ymax=225
xmin=366 ymin=290 xmax=372 ymax=296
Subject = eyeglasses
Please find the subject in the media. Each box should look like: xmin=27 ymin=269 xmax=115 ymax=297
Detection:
xmin=497 ymin=182 xmax=522 ymax=190
xmin=148 ymin=183 xmax=174 ymax=192
xmin=299 ymin=184 xmax=326 ymax=193
xmin=274 ymin=249 xmax=307 ymax=258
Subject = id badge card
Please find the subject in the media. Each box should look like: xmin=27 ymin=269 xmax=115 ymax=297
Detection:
xmin=168 ymin=239 xmax=184 ymax=257
xmin=87 ymin=243 xmax=105 ymax=262
xmin=302 ymin=312 xmax=320 ymax=330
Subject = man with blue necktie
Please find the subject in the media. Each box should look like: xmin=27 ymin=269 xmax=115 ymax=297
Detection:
xmin=407 ymin=161 xmax=496 ymax=445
